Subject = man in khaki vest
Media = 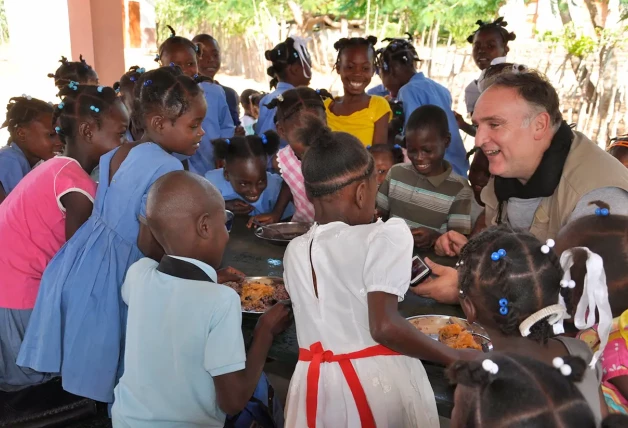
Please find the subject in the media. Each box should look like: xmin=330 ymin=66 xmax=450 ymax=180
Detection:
xmin=414 ymin=70 xmax=628 ymax=304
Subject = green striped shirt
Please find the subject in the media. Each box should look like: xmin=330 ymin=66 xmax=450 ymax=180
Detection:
xmin=377 ymin=162 xmax=472 ymax=235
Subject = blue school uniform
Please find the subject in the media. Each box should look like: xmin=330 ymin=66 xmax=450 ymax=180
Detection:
xmin=255 ymin=82 xmax=294 ymax=146
xmin=398 ymin=72 xmax=469 ymax=178
xmin=367 ymin=84 xmax=390 ymax=98
xmin=0 ymin=143 xmax=31 ymax=195
xmin=218 ymin=83 xmax=240 ymax=127
xmin=205 ymin=169 xmax=295 ymax=219
xmin=17 ymin=142 xmax=183 ymax=403
xmin=188 ymin=82 xmax=235 ymax=176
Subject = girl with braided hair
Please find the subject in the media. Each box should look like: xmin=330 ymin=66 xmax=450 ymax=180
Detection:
xmin=456 ymin=226 xmax=607 ymax=423
xmin=113 ymin=66 xmax=147 ymax=142
xmin=325 ymin=36 xmax=391 ymax=146
xmin=18 ymin=67 xmax=208 ymax=403
xmin=377 ymin=35 xmax=469 ymax=177
xmin=255 ymin=37 xmax=312 ymax=140
xmin=48 ymin=55 xmax=99 ymax=92
xmin=0 ymin=96 xmax=62 ymax=202
xmin=0 ymin=84 xmax=126 ymax=391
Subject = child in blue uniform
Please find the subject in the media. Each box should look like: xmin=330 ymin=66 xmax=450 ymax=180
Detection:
xmin=113 ymin=66 xmax=146 ymax=142
xmin=376 ymin=37 xmax=469 ymax=177
xmin=0 ymin=96 xmax=62 ymax=203
xmin=17 ymin=66 xmax=207 ymax=403
xmin=156 ymin=25 xmax=234 ymax=174
xmin=205 ymin=131 xmax=294 ymax=219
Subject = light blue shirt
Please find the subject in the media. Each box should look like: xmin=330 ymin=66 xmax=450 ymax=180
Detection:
xmin=205 ymin=168 xmax=295 ymax=219
xmin=0 ymin=143 xmax=31 ymax=195
xmin=367 ymin=84 xmax=390 ymax=98
xmin=398 ymin=72 xmax=469 ymax=178
xmin=188 ymin=82 xmax=235 ymax=176
xmin=255 ymin=82 xmax=295 ymax=149
xmin=112 ymin=257 xmax=246 ymax=428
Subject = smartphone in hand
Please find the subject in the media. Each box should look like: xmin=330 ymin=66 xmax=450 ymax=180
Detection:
xmin=410 ymin=255 xmax=431 ymax=287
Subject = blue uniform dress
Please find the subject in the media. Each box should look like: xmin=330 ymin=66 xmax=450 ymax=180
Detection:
xmin=218 ymin=83 xmax=240 ymax=127
xmin=0 ymin=143 xmax=31 ymax=196
xmin=398 ymin=73 xmax=470 ymax=178
xmin=205 ymin=169 xmax=295 ymax=219
xmin=255 ymin=82 xmax=295 ymax=147
xmin=188 ymin=82 xmax=235 ymax=176
xmin=17 ymin=143 xmax=183 ymax=403
xmin=367 ymin=84 xmax=390 ymax=98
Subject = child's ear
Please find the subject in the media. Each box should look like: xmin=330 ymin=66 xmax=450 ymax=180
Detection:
xmin=149 ymin=115 xmax=165 ymax=134
xmin=197 ymin=212 xmax=212 ymax=239
xmin=460 ymin=295 xmax=477 ymax=324
xmin=445 ymin=132 xmax=451 ymax=149
xmin=15 ymin=126 xmax=27 ymax=143
xmin=354 ymin=181 xmax=367 ymax=209
xmin=78 ymin=122 xmax=93 ymax=142
xmin=276 ymin=121 xmax=287 ymax=141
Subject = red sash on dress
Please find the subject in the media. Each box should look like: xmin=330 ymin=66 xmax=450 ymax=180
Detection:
xmin=298 ymin=341 xmax=401 ymax=428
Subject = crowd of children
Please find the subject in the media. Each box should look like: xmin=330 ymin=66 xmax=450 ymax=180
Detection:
xmin=0 ymin=16 xmax=627 ymax=428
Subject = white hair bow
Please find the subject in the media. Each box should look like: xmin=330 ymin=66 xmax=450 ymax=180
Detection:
xmin=291 ymin=36 xmax=312 ymax=79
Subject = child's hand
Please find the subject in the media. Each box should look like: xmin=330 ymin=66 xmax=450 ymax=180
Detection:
xmin=411 ymin=227 xmax=440 ymax=249
xmin=453 ymin=111 xmax=466 ymax=129
xmin=217 ymin=266 xmax=246 ymax=283
xmin=434 ymin=231 xmax=468 ymax=257
xmin=225 ymin=200 xmax=254 ymax=215
xmin=258 ymin=301 xmax=293 ymax=337
xmin=234 ymin=126 xmax=246 ymax=137
xmin=247 ymin=213 xmax=280 ymax=228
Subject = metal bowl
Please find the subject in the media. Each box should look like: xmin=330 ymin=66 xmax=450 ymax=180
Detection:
xmin=407 ymin=315 xmax=492 ymax=352
xmin=254 ymin=222 xmax=312 ymax=245
xmin=237 ymin=276 xmax=286 ymax=315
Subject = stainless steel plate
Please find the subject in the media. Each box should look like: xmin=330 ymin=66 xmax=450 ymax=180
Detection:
xmin=227 ymin=276 xmax=286 ymax=314
xmin=406 ymin=315 xmax=492 ymax=352
xmin=254 ymin=222 xmax=312 ymax=245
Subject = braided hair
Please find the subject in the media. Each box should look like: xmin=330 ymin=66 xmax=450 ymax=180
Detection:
xmin=299 ymin=119 xmax=374 ymax=198
xmin=448 ymin=352 xmax=596 ymax=428
xmin=1 ymin=96 xmax=54 ymax=144
xmin=458 ymin=226 xmax=564 ymax=344
xmin=113 ymin=66 xmax=145 ymax=98
xmin=367 ymin=144 xmax=404 ymax=165
xmin=212 ymin=131 xmax=280 ymax=165
xmin=333 ymin=36 xmax=378 ymax=69
xmin=48 ymin=55 xmax=99 ymax=90
xmin=265 ymin=37 xmax=311 ymax=90
xmin=265 ymin=87 xmax=330 ymax=125
xmin=240 ymin=89 xmax=260 ymax=111
xmin=156 ymin=25 xmax=200 ymax=65
xmin=52 ymin=84 xmax=120 ymax=146
xmin=133 ymin=66 xmax=203 ymax=130
xmin=467 ymin=17 xmax=517 ymax=45
xmin=556 ymin=201 xmax=628 ymax=318
xmin=376 ymin=34 xmax=420 ymax=73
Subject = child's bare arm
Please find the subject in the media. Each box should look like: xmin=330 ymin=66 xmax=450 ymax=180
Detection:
xmin=213 ymin=302 xmax=292 ymax=415
xmin=0 ymin=184 xmax=6 ymax=204
xmin=372 ymin=113 xmax=389 ymax=146
xmin=247 ymin=182 xmax=292 ymax=227
xmin=61 ymin=192 xmax=94 ymax=240
xmin=367 ymin=291 xmax=471 ymax=365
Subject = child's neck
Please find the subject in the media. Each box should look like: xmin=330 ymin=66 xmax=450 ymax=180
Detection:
xmin=484 ymin=325 xmax=566 ymax=362
xmin=65 ymin=142 xmax=97 ymax=173
xmin=14 ymin=142 xmax=42 ymax=168
xmin=342 ymin=91 xmax=369 ymax=104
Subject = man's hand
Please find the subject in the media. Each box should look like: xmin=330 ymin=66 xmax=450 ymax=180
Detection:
xmin=410 ymin=258 xmax=460 ymax=305
xmin=225 ymin=200 xmax=254 ymax=215
xmin=411 ymin=227 xmax=440 ymax=249
xmin=434 ymin=231 xmax=468 ymax=257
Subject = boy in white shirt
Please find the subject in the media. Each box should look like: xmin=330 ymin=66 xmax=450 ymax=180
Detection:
xmin=112 ymin=171 xmax=291 ymax=427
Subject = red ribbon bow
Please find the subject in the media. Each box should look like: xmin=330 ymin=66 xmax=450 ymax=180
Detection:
xmin=298 ymin=341 xmax=400 ymax=428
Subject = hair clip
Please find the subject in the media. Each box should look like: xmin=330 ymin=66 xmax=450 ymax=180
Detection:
xmin=560 ymin=279 xmax=576 ymax=289
xmin=394 ymin=144 xmax=402 ymax=149
xmin=276 ymin=94 xmax=284 ymax=102
xmin=499 ymin=298 xmax=509 ymax=315
xmin=130 ymin=76 xmax=137 ymax=82
xmin=482 ymin=359 xmax=499 ymax=375
xmin=293 ymin=52 xmax=299 ymax=58
xmin=455 ymin=260 xmax=464 ymax=267
xmin=595 ymin=207 xmax=609 ymax=216
xmin=143 ymin=80 xmax=153 ymax=87
xmin=138 ymin=67 xmax=145 ymax=73
xmin=155 ymin=54 xmax=160 ymax=61
xmin=97 ymin=86 xmax=104 ymax=93
xmin=459 ymin=289 xmax=464 ymax=296
xmin=55 ymin=126 xmax=62 ymax=134
xmin=491 ymin=249 xmax=506 ymax=261
xmin=68 ymin=81 xmax=79 ymax=91
xmin=552 ymin=357 xmax=572 ymax=376
xmin=195 ymin=45 xmax=199 ymax=52
xmin=277 ymin=49 xmax=281 ymax=56
xmin=22 ymin=93 xmax=32 ymax=101
xmin=541 ymin=238 xmax=555 ymax=254
xmin=169 ymin=33 xmax=175 ymax=38
xmin=90 ymin=105 xmax=100 ymax=113
xmin=115 ymin=88 xmax=120 ymax=94
xmin=58 ymin=102 xmax=64 ymax=109
xmin=169 ymin=62 xmax=175 ymax=67
xmin=261 ymin=134 xmax=268 ymax=145
xmin=193 ymin=74 xmax=198 ymax=79
xmin=225 ymin=139 xmax=231 ymax=145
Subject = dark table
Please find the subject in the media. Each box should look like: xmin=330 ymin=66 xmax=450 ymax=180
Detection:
xmin=223 ymin=217 xmax=461 ymax=418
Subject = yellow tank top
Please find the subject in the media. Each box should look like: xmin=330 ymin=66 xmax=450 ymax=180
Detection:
xmin=324 ymin=96 xmax=391 ymax=147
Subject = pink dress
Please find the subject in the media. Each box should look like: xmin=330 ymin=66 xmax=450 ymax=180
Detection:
xmin=0 ymin=157 xmax=96 ymax=310
xmin=277 ymin=146 xmax=315 ymax=223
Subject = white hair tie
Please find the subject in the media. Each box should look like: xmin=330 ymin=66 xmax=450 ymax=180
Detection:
xmin=552 ymin=357 xmax=573 ymax=376
xmin=290 ymin=36 xmax=312 ymax=79
xmin=560 ymin=248 xmax=612 ymax=368
xmin=482 ymin=359 xmax=499 ymax=375
xmin=519 ymin=304 xmax=567 ymax=337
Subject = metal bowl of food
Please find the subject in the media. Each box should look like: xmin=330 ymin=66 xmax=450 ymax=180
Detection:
xmin=225 ymin=210 xmax=235 ymax=233
xmin=223 ymin=276 xmax=289 ymax=314
xmin=407 ymin=315 xmax=492 ymax=352
xmin=254 ymin=222 xmax=312 ymax=245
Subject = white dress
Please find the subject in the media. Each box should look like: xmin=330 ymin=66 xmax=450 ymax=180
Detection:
xmin=283 ymin=218 xmax=439 ymax=428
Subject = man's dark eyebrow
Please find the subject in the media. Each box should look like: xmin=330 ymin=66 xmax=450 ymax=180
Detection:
xmin=472 ymin=115 xmax=505 ymax=125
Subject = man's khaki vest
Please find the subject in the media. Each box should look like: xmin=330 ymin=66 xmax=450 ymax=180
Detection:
xmin=482 ymin=131 xmax=628 ymax=241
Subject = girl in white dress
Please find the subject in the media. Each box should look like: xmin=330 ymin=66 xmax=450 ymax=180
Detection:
xmin=283 ymin=120 xmax=473 ymax=428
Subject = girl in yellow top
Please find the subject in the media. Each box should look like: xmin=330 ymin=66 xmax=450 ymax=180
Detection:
xmin=325 ymin=36 xmax=391 ymax=146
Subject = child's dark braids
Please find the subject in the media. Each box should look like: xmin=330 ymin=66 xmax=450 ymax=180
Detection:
xmin=114 ymin=66 xmax=145 ymax=94
xmin=376 ymin=34 xmax=420 ymax=72
xmin=265 ymin=87 xmax=330 ymax=124
xmin=367 ymin=143 xmax=405 ymax=165
xmin=467 ymin=17 xmax=517 ymax=44
xmin=458 ymin=226 xmax=563 ymax=344
xmin=447 ymin=352 xmax=597 ymax=428
xmin=156 ymin=25 xmax=200 ymax=64
xmin=333 ymin=36 xmax=378 ymax=69
xmin=264 ymin=38 xmax=303 ymax=90
xmin=47 ymin=55 xmax=98 ymax=90
xmin=133 ymin=66 xmax=202 ymax=130
xmin=0 ymin=96 xmax=54 ymax=144
xmin=52 ymin=84 xmax=119 ymax=145
xmin=212 ymin=131 xmax=281 ymax=165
